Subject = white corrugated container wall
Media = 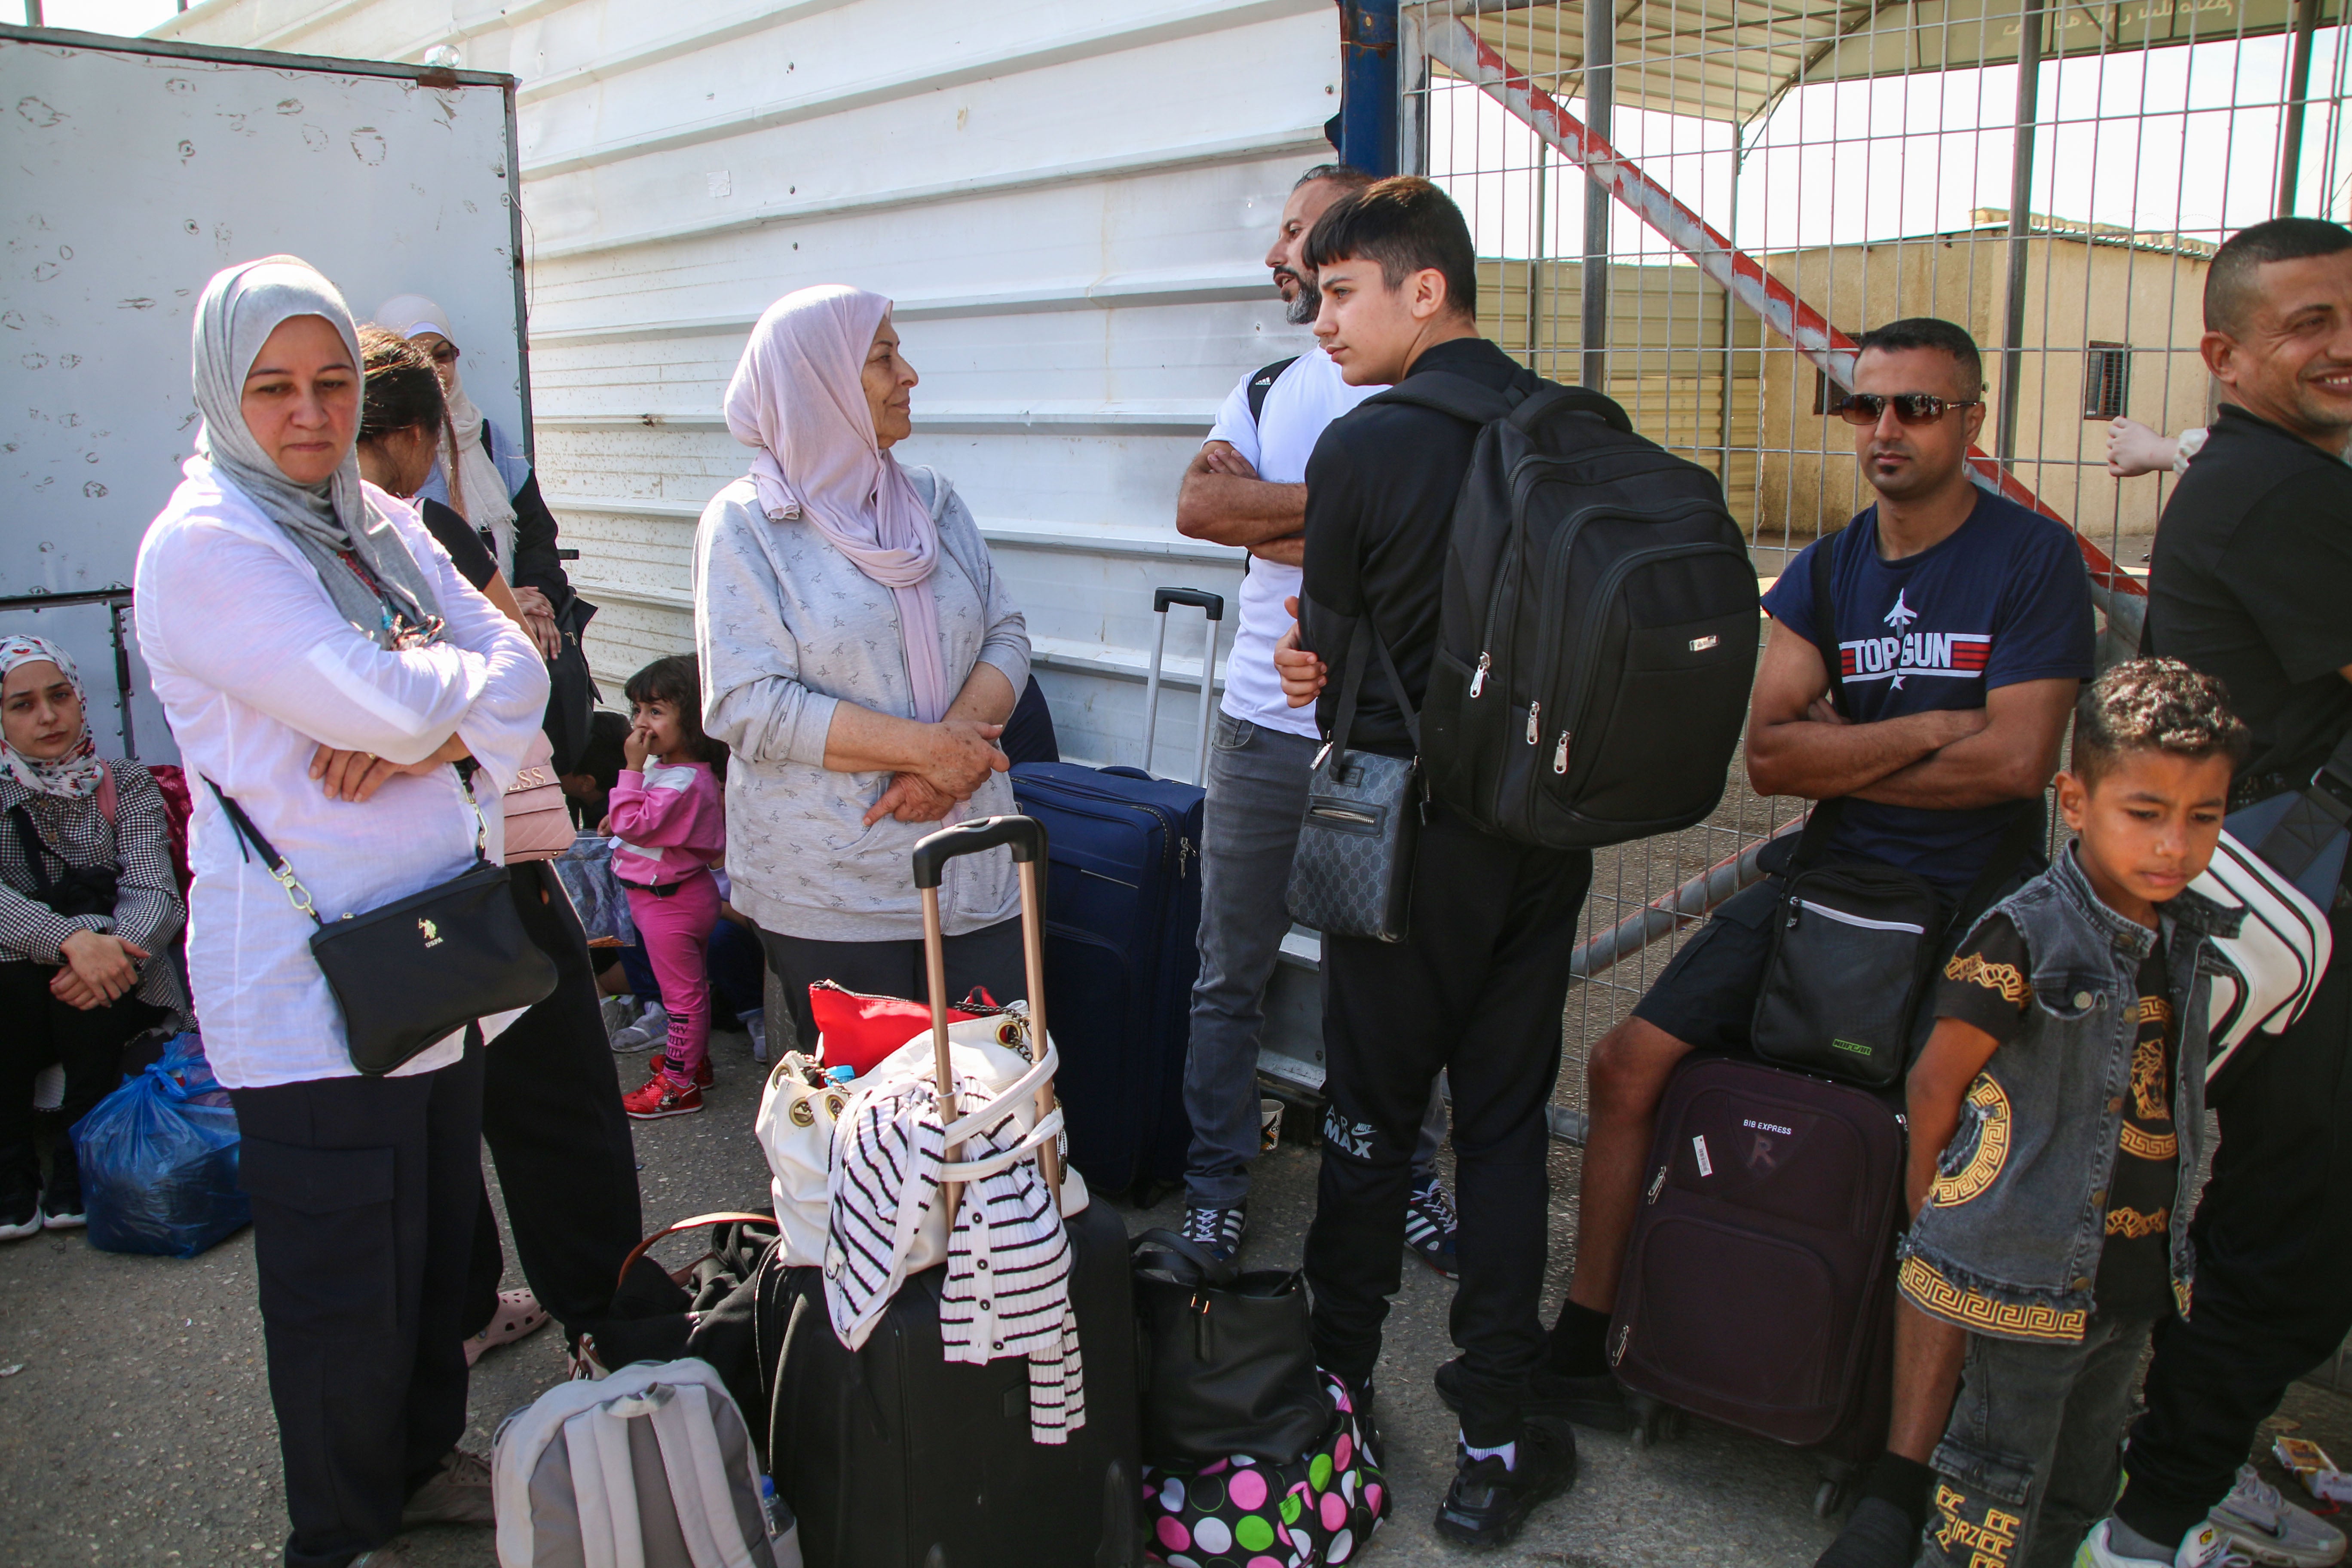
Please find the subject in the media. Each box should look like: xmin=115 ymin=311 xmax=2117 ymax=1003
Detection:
xmin=153 ymin=0 xmax=1348 ymax=772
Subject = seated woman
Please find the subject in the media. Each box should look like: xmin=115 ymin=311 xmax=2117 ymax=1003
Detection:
xmin=696 ymin=285 xmax=1031 ymax=1050
xmin=355 ymin=325 xmax=644 ymax=1365
xmin=138 ymin=257 xmax=549 ymax=1562
xmin=0 ymin=634 xmax=189 ymax=1238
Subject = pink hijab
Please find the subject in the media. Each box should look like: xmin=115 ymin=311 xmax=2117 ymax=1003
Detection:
xmin=723 ymin=285 xmax=951 ymax=722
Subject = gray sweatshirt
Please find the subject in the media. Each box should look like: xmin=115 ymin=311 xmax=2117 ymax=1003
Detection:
xmin=693 ymin=466 xmax=1030 ymax=942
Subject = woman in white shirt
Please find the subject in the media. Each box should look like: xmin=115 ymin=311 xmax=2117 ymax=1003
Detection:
xmin=135 ymin=256 xmax=547 ymax=1568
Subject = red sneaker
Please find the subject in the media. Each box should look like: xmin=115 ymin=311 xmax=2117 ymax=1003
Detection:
xmin=622 ymin=1074 xmax=703 ymax=1120
xmin=694 ymin=1057 xmax=715 ymax=1089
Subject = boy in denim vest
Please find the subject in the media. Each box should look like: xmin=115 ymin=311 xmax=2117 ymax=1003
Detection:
xmin=1900 ymin=659 xmax=2248 ymax=1568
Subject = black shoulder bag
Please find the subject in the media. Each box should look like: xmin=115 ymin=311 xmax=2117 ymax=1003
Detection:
xmin=1285 ymin=616 xmax=1423 ymax=943
xmin=8 ymin=803 xmax=120 ymax=919
xmin=1748 ymin=529 xmax=2042 ymax=1088
xmin=1130 ymin=1227 xmax=1332 ymax=1466
xmin=205 ymin=778 xmax=557 ymax=1075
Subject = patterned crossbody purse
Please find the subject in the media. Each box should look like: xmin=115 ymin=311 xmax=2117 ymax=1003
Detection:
xmin=1285 ymin=618 xmax=1424 ymax=944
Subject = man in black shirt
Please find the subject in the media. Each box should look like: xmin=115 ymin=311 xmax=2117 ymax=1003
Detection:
xmin=2104 ymin=217 xmax=2352 ymax=1568
xmin=1272 ymin=177 xmax=1593 ymax=1549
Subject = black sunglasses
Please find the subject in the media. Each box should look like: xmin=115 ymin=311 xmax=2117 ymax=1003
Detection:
xmin=1835 ymin=392 xmax=1981 ymax=426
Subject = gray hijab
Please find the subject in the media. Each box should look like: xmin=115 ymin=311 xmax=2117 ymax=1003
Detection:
xmin=190 ymin=256 xmax=443 ymax=648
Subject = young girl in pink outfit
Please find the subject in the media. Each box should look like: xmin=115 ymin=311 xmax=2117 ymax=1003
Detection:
xmin=608 ymin=654 xmax=728 ymax=1119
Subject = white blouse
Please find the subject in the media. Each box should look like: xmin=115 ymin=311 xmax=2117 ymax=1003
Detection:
xmin=135 ymin=459 xmax=549 ymax=1089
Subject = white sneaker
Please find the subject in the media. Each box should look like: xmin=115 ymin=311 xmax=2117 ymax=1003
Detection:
xmin=598 ymin=995 xmax=637 ymax=1039
xmin=2082 ymin=1519 xmax=2258 ymax=1567
xmin=2209 ymin=1466 xmax=2347 ymax=1566
xmin=744 ymin=1009 xmax=768 ymax=1063
xmin=610 ymin=1003 xmax=669 ymax=1054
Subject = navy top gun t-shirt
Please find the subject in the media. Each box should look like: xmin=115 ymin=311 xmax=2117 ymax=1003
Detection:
xmin=1761 ymin=488 xmax=2095 ymax=896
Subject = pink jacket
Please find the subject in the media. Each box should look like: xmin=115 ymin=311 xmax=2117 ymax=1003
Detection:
xmin=609 ymin=760 xmax=725 ymax=887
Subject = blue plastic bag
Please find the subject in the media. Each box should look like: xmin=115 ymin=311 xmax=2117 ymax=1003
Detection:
xmin=69 ymin=1032 xmax=250 ymax=1258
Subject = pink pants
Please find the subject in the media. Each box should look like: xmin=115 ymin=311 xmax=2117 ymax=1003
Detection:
xmin=626 ymin=867 xmax=720 ymax=1090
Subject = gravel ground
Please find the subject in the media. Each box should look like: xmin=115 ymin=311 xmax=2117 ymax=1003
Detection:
xmin=5 ymin=1020 xmax=2347 ymax=1568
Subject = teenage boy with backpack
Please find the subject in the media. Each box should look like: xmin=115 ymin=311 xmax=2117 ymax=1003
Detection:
xmin=1549 ymin=319 xmax=2095 ymax=1542
xmin=1171 ymin=161 xmax=1462 ymax=1276
xmin=1270 ymin=175 xmax=1596 ymax=1549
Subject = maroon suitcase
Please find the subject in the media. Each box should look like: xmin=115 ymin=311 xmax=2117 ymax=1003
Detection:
xmin=1607 ymin=1055 xmax=1905 ymax=1516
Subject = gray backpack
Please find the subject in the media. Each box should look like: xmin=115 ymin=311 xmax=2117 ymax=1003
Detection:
xmin=492 ymin=1357 xmax=799 ymax=1568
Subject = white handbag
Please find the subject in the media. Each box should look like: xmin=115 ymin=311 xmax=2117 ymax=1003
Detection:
xmin=753 ymin=1003 xmax=1087 ymax=1270
xmin=2194 ymin=827 xmax=2335 ymax=1093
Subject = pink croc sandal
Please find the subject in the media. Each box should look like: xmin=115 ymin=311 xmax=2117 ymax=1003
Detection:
xmin=464 ymin=1287 xmax=551 ymax=1367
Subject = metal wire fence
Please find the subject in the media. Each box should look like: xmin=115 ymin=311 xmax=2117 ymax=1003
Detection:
xmin=1401 ymin=0 xmax=2350 ymax=1120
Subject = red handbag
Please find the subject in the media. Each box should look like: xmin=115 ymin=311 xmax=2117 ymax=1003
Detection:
xmin=807 ymin=980 xmax=1001 ymax=1077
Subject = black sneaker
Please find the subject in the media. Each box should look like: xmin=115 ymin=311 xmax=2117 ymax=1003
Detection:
xmin=1180 ymin=1203 xmax=1246 ymax=1266
xmin=1434 ymin=1354 xmax=1634 ymax=1434
xmin=1433 ymin=1416 xmax=1579 ymax=1550
xmin=1405 ymin=1173 xmax=1460 ymax=1279
xmin=40 ymin=1162 xmax=85 ymax=1231
xmin=1813 ymin=1498 xmax=1924 ymax=1568
xmin=0 ymin=1176 xmax=38 ymax=1242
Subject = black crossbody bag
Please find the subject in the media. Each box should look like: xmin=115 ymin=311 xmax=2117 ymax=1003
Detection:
xmin=206 ymin=776 xmax=557 ymax=1075
xmin=8 ymin=804 xmax=120 ymax=919
xmin=1286 ymin=617 xmax=1424 ymax=943
xmin=1749 ymin=529 xmax=2041 ymax=1088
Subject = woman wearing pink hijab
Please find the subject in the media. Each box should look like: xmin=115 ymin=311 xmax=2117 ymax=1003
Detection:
xmin=694 ymin=285 xmax=1031 ymax=1050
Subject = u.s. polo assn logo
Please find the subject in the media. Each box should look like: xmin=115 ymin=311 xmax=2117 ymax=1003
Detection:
xmin=1838 ymin=590 xmax=1991 ymax=692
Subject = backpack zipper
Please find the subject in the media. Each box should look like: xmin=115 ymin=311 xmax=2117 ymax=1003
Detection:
xmin=1469 ymin=652 xmax=1491 ymax=698
xmin=1525 ymin=701 xmax=1540 ymax=745
xmin=1553 ymin=732 xmax=1570 ymax=774
xmin=1529 ymin=533 xmax=1750 ymax=815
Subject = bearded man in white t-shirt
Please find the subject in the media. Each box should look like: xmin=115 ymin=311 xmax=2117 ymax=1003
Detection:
xmin=1170 ymin=162 xmax=1458 ymax=1271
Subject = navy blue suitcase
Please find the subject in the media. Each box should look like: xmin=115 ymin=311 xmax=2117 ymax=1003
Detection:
xmin=1008 ymin=588 xmax=1222 ymax=1194
xmin=1011 ymin=760 xmax=1203 ymax=1194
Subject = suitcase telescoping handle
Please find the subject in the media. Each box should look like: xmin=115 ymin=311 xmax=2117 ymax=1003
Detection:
xmin=1141 ymin=587 xmax=1225 ymax=786
xmin=911 ymin=814 xmax=1061 ymax=1219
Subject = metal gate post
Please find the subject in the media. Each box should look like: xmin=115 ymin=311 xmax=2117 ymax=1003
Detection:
xmin=1338 ymin=0 xmax=1400 ymax=178
xmin=2280 ymin=0 xmax=2321 ymax=217
xmin=1997 ymin=0 xmax=2045 ymax=471
xmin=1581 ymin=0 xmax=1615 ymax=391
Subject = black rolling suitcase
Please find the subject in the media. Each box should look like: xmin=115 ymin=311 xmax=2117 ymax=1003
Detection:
xmin=1607 ymin=1055 xmax=1905 ymax=1517
xmin=762 ymin=815 xmax=1143 ymax=1568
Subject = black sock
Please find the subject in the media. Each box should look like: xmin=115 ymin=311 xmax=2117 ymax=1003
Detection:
xmin=1861 ymin=1452 xmax=1936 ymax=1535
xmin=1548 ymin=1301 xmax=1614 ymax=1377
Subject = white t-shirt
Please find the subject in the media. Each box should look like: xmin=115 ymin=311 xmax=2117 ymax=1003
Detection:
xmin=1204 ymin=348 xmax=1383 ymax=737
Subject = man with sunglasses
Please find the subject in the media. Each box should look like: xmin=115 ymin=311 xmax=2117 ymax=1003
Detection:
xmin=1548 ymin=318 xmax=2093 ymax=1559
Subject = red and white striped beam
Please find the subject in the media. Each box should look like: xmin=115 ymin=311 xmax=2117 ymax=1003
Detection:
xmin=1425 ymin=17 xmax=2146 ymax=611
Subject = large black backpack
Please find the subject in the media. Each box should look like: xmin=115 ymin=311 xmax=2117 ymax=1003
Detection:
xmin=1374 ymin=371 xmax=1760 ymax=849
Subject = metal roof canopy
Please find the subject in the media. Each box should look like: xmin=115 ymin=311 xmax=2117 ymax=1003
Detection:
xmin=1458 ymin=0 xmax=2346 ymax=133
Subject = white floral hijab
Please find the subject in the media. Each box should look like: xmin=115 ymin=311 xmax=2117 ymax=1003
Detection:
xmin=0 ymin=634 xmax=103 ymax=799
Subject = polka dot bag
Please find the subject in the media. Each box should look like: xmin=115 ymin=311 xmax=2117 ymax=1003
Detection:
xmin=1143 ymin=1373 xmax=1390 ymax=1567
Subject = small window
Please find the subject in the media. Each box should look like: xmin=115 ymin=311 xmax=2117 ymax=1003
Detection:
xmin=2083 ymin=343 xmax=2130 ymax=420
xmin=1813 ymin=365 xmax=1851 ymax=416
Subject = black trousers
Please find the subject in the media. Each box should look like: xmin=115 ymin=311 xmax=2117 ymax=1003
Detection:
xmin=0 ymin=959 xmax=163 ymax=1191
xmin=465 ymin=859 xmax=644 ymax=1338
xmin=2119 ymin=912 xmax=2352 ymax=1546
xmin=1304 ymin=806 xmax=1593 ymax=1447
xmin=756 ymin=916 xmax=1026 ymax=1057
xmin=230 ymin=1041 xmax=485 ymax=1568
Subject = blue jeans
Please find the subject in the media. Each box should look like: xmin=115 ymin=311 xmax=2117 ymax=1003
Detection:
xmin=1182 ymin=713 xmax=1445 ymax=1208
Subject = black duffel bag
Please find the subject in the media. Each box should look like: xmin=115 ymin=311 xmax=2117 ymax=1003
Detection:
xmin=1131 ymin=1228 xmax=1332 ymax=1467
